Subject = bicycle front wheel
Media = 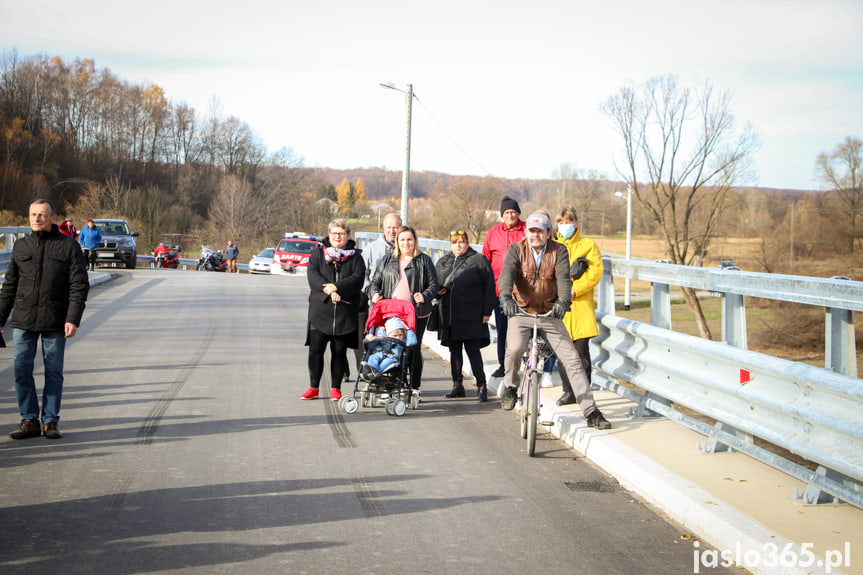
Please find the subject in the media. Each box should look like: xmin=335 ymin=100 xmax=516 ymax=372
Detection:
xmin=526 ymin=371 xmax=540 ymax=456
xmin=519 ymin=368 xmax=530 ymax=439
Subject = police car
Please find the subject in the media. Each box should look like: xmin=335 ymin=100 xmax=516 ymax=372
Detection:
xmin=272 ymin=233 xmax=320 ymax=274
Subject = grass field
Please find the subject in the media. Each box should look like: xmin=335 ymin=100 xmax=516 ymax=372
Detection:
xmin=589 ymin=234 xmax=863 ymax=376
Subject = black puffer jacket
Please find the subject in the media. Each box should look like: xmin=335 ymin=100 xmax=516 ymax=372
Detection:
xmin=0 ymin=225 xmax=89 ymax=331
xmin=370 ymin=252 xmax=438 ymax=317
xmin=305 ymin=238 xmax=365 ymax=343
xmin=435 ymin=247 xmax=495 ymax=345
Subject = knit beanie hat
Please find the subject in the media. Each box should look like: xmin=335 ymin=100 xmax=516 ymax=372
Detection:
xmin=385 ymin=317 xmax=406 ymax=334
xmin=499 ymin=196 xmax=521 ymax=215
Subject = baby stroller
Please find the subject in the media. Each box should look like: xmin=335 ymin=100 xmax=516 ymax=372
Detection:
xmin=337 ymin=299 xmax=420 ymax=417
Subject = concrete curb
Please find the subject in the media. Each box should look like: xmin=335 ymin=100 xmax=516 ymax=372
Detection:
xmin=88 ymin=272 xmax=117 ymax=287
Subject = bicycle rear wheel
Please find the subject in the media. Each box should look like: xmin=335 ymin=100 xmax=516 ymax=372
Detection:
xmin=526 ymin=372 xmax=540 ymax=456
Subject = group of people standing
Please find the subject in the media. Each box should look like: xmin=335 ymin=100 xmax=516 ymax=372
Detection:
xmin=300 ymin=214 xmax=438 ymax=402
xmin=300 ymin=196 xmax=611 ymax=429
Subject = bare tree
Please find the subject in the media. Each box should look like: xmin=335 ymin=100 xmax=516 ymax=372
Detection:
xmin=425 ymin=176 xmax=502 ymax=240
xmin=209 ymin=174 xmax=261 ymax=244
xmin=601 ymin=75 xmax=759 ymax=340
xmin=816 ymin=136 xmax=862 ymax=252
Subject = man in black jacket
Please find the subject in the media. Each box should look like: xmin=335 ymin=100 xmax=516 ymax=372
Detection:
xmin=0 ymin=199 xmax=89 ymax=439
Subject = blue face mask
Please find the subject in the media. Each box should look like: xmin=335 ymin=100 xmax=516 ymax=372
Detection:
xmin=559 ymin=224 xmax=576 ymax=239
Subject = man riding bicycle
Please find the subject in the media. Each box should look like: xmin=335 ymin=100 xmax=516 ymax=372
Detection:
xmin=497 ymin=212 xmax=611 ymax=430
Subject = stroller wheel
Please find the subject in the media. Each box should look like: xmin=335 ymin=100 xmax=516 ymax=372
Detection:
xmin=341 ymin=396 xmax=359 ymax=414
xmin=392 ymin=399 xmax=407 ymax=417
xmin=385 ymin=398 xmax=396 ymax=416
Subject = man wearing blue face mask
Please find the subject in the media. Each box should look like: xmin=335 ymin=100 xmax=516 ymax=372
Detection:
xmin=554 ymin=205 xmax=604 ymax=407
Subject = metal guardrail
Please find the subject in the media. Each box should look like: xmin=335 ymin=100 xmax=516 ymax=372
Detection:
xmin=592 ymin=258 xmax=863 ymax=508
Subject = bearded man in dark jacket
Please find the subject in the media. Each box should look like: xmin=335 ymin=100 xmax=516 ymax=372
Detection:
xmin=0 ymin=199 xmax=89 ymax=440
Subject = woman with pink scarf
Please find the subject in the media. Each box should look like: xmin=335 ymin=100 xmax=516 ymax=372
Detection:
xmin=301 ymin=219 xmax=365 ymax=401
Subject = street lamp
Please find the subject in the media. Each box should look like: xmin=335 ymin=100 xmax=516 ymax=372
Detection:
xmin=380 ymin=82 xmax=415 ymax=226
xmin=614 ymin=185 xmax=633 ymax=311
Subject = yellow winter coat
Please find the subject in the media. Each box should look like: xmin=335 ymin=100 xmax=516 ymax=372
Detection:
xmin=555 ymin=229 xmax=602 ymax=340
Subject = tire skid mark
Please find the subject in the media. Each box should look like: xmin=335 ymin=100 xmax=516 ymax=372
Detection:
xmin=321 ymin=349 xmax=356 ymax=448
xmin=99 ymin=471 xmax=135 ymax=519
xmin=137 ymin=319 xmax=216 ymax=444
xmin=351 ymin=475 xmax=384 ymax=519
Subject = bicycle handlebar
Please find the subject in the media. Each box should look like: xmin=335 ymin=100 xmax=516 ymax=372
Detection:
xmin=516 ymin=307 xmax=556 ymax=318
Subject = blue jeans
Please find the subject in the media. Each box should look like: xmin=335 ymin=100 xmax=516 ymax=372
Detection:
xmin=13 ymin=329 xmax=67 ymax=423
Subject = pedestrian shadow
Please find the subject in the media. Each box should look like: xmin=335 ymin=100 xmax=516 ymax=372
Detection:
xmin=0 ymin=475 xmax=503 ymax=573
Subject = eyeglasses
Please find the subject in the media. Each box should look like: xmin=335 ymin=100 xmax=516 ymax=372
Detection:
xmin=450 ymin=230 xmax=466 ymax=235
xmin=329 ymin=231 xmax=347 ymax=236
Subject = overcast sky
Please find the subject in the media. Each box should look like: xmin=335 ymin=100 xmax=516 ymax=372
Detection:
xmin=2 ymin=0 xmax=861 ymax=190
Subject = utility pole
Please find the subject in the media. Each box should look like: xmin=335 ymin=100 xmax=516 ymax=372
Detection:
xmin=790 ymin=201 xmax=796 ymax=269
xmin=379 ymin=82 xmax=414 ymax=226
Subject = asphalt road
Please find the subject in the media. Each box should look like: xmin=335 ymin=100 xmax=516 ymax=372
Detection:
xmin=0 ymin=270 xmax=724 ymax=574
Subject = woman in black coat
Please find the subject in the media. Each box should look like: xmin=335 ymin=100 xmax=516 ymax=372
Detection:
xmin=302 ymin=219 xmax=365 ymax=401
xmin=435 ymin=230 xmax=496 ymax=401
xmin=370 ymin=226 xmax=438 ymax=395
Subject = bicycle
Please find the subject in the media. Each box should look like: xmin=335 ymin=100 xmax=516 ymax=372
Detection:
xmin=515 ymin=308 xmax=555 ymax=456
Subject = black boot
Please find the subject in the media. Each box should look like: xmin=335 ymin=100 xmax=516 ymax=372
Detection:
xmin=477 ymin=384 xmax=488 ymax=403
xmin=445 ymin=382 xmax=466 ymax=398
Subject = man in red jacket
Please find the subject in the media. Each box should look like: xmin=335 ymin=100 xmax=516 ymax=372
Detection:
xmin=58 ymin=217 xmax=78 ymax=240
xmin=482 ymin=196 xmax=525 ymax=378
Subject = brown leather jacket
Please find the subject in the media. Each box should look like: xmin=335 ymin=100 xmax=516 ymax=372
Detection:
xmin=498 ymin=237 xmax=572 ymax=314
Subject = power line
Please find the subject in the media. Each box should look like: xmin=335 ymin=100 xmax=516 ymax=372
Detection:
xmin=413 ymin=96 xmax=494 ymax=178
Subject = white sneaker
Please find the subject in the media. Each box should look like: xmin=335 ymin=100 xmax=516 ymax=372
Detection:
xmin=541 ymin=372 xmax=554 ymax=388
xmin=413 ymin=389 xmax=422 ymax=403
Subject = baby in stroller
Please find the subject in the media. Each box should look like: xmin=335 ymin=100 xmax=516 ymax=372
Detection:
xmin=337 ymin=299 xmax=420 ymax=416
xmin=360 ymin=316 xmax=417 ymax=381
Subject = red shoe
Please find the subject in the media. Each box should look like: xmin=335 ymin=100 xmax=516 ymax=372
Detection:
xmin=300 ymin=387 xmax=319 ymax=400
xmin=330 ymin=388 xmax=342 ymax=401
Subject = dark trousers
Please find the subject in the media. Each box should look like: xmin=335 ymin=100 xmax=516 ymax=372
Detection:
xmin=83 ymin=249 xmax=97 ymax=269
xmin=307 ymin=328 xmax=353 ymax=391
xmin=449 ymin=339 xmax=487 ymax=387
xmin=492 ymin=299 xmax=508 ymax=367
xmin=353 ymin=310 xmax=369 ymax=372
xmin=411 ymin=315 xmax=429 ymax=388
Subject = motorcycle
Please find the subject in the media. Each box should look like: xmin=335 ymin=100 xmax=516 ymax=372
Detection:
xmin=196 ymin=245 xmax=227 ymax=272
xmin=153 ymin=246 xmax=181 ymax=269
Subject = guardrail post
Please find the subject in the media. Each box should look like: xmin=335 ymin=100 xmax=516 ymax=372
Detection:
xmin=722 ymin=293 xmax=748 ymax=349
xmin=598 ymin=259 xmax=615 ymax=315
xmin=697 ymin=421 xmax=754 ymax=454
xmin=650 ymin=282 xmax=671 ymax=329
xmin=793 ymin=466 xmax=860 ymax=505
xmin=825 ymin=306 xmax=857 ymax=377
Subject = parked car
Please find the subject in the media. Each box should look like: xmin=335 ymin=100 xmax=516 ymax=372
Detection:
xmin=92 ymin=219 xmax=139 ymax=269
xmin=248 ymin=247 xmax=275 ymax=274
xmin=272 ymin=233 xmax=319 ymax=274
xmin=718 ymin=260 xmax=741 ymax=270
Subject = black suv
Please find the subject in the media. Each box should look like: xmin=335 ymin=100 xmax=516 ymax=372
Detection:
xmin=93 ymin=219 xmax=139 ymax=269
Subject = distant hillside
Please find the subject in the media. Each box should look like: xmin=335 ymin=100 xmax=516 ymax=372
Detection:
xmin=315 ymin=167 xmax=816 ymax=204
xmin=315 ymin=167 xmax=556 ymax=203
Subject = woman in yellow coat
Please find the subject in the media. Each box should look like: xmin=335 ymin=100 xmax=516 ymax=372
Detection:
xmin=554 ymin=205 xmax=603 ymax=406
